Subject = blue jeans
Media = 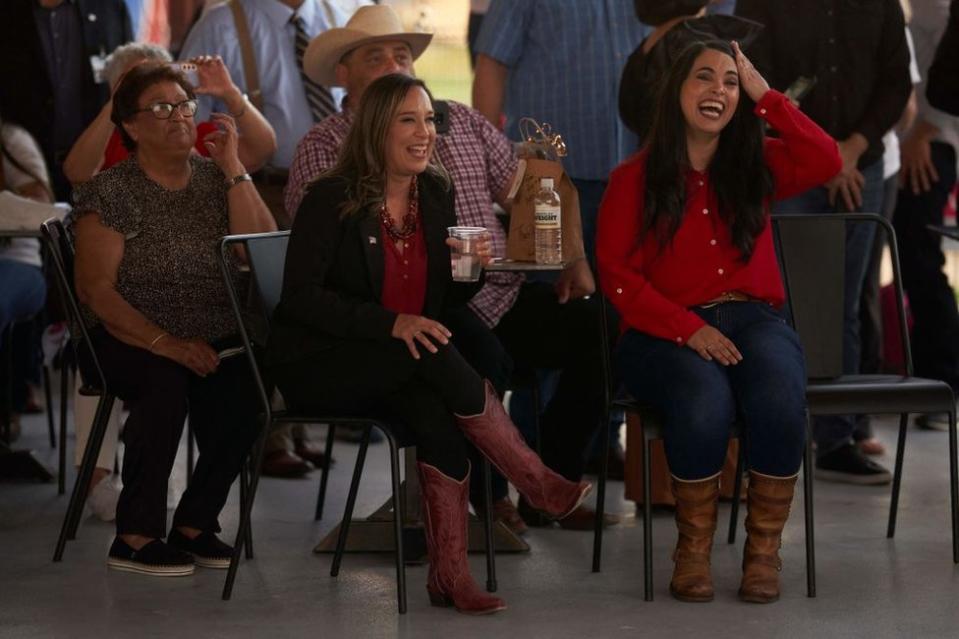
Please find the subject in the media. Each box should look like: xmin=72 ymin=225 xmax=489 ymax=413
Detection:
xmin=615 ymin=302 xmax=807 ymax=479
xmin=0 ymin=259 xmax=46 ymax=339
xmin=774 ymin=158 xmax=884 ymax=455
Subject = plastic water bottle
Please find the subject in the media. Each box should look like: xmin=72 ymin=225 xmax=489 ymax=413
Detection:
xmin=534 ymin=177 xmax=562 ymax=264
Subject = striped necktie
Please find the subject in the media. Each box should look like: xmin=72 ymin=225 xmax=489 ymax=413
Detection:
xmin=291 ymin=14 xmax=337 ymax=122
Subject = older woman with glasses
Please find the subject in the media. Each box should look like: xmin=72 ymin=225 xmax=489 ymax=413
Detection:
xmin=71 ymin=62 xmax=276 ymax=577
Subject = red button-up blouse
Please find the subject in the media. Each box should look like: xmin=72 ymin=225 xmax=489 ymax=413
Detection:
xmin=380 ymin=218 xmax=428 ymax=316
xmin=596 ymin=90 xmax=842 ymax=345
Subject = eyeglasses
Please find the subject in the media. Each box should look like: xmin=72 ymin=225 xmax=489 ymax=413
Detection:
xmin=137 ymin=99 xmax=198 ymax=120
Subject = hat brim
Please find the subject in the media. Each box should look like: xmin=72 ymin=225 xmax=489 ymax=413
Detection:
xmin=304 ymin=30 xmax=433 ymax=87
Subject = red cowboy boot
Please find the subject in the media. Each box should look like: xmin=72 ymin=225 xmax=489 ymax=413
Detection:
xmin=455 ymin=381 xmax=591 ymax=520
xmin=418 ymin=462 xmax=507 ymax=615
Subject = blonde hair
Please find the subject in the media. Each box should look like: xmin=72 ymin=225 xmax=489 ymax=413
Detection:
xmin=321 ymin=73 xmax=449 ymax=218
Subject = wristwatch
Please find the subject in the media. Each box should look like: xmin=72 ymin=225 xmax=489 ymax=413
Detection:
xmin=226 ymin=172 xmax=253 ymax=189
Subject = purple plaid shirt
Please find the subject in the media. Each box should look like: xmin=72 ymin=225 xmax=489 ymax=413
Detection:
xmin=285 ymin=100 xmax=523 ymax=327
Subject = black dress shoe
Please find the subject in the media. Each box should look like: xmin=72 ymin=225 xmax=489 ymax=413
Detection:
xmin=107 ymin=538 xmax=194 ymax=576
xmin=167 ymin=529 xmax=233 ymax=569
xmin=815 ymin=443 xmax=892 ymax=485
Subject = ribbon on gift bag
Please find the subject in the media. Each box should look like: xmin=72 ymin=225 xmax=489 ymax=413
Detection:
xmin=504 ymin=118 xmax=585 ymax=263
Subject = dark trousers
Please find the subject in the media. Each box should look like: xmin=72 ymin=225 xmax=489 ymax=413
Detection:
xmin=442 ymin=305 xmax=512 ymax=502
xmin=494 ymin=282 xmax=605 ymax=481
xmin=80 ymin=328 xmax=260 ymax=539
xmin=615 ymin=302 xmax=807 ymax=479
xmin=271 ymin=338 xmax=486 ymax=481
xmin=893 ymin=142 xmax=959 ymax=391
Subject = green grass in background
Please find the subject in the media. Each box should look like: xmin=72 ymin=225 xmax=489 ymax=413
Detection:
xmin=415 ymin=41 xmax=472 ymax=104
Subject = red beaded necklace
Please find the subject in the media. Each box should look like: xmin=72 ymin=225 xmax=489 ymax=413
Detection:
xmin=379 ymin=177 xmax=419 ymax=242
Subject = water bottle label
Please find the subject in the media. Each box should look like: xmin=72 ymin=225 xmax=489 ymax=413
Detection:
xmin=534 ymin=204 xmax=561 ymax=230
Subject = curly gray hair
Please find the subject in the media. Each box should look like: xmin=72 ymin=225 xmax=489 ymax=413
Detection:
xmin=103 ymin=42 xmax=173 ymax=87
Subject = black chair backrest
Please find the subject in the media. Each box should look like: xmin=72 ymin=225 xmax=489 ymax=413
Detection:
xmin=40 ymin=217 xmax=108 ymax=393
xmin=245 ymin=232 xmax=290 ymax=318
xmin=772 ymin=213 xmax=912 ymax=379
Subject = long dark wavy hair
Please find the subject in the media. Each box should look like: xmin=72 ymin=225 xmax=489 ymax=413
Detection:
xmin=641 ymin=39 xmax=774 ymax=261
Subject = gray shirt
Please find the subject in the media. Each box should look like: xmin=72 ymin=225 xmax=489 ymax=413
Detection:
xmin=72 ymin=155 xmax=242 ymax=343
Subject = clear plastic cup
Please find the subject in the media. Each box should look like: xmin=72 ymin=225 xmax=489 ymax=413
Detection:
xmin=447 ymin=226 xmax=488 ymax=282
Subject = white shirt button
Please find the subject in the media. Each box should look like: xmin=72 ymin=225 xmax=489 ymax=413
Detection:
xmin=616 ymin=287 xmax=623 ymax=294
xmin=702 ymin=208 xmax=709 ymax=215
xmin=403 ymin=274 xmax=409 ymax=280
xmin=675 ymin=337 xmax=682 ymax=343
xmin=710 ymin=239 xmax=717 ymax=246
xmin=403 ymin=260 xmax=409 ymax=265
xmin=717 ymin=268 xmax=724 ymax=275
xmin=698 ymin=180 xmax=704 ymax=187
xmin=759 ymin=108 xmax=767 ymax=115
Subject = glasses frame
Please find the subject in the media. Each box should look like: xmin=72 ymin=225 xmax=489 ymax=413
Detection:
xmin=136 ymin=98 xmax=199 ymax=120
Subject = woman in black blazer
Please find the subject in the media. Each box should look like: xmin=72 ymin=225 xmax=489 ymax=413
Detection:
xmin=267 ymin=74 xmax=590 ymax=616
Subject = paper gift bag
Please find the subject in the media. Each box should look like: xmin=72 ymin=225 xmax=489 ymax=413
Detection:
xmin=505 ymin=157 xmax=586 ymax=263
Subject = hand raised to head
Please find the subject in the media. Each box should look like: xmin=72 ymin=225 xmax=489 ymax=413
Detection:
xmin=732 ymin=41 xmax=769 ymax=104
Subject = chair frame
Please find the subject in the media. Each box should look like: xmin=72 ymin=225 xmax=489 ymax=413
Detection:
xmin=217 ymin=232 xmax=497 ymax=611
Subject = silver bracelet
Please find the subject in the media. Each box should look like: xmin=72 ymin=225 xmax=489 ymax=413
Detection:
xmin=226 ymin=173 xmax=253 ymax=189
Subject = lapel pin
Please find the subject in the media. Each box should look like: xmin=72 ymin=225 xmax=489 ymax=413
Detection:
xmin=369 ymin=236 xmax=377 ymax=244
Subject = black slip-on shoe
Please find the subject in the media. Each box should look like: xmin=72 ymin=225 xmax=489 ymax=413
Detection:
xmin=167 ymin=529 xmax=233 ymax=569
xmin=107 ymin=538 xmax=195 ymax=576
xmin=815 ymin=443 xmax=892 ymax=485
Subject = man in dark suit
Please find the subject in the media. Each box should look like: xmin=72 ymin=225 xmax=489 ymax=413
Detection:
xmin=0 ymin=0 xmax=132 ymax=200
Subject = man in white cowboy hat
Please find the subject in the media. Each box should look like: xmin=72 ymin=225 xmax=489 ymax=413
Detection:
xmin=285 ymin=4 xmax=616 ymax=534
xmin=180 ymin=0 xmax=365 ymax=479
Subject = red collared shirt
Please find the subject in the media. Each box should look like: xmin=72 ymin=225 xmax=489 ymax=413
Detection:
xmin=597 ymin=90 xmax=842 ymax=345
xmin=380 ymin=217 xmax=428 ymax=316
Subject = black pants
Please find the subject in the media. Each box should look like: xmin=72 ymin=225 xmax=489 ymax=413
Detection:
xmin=80 ymin=328 xmax=260 ymax=539
xmin=271 ymin=338 xmax=486 ymax=480
xmin=494 ymin=282 xmax=605 ymax=481
xmin=893 ymin=142 xmax=959 ymax=391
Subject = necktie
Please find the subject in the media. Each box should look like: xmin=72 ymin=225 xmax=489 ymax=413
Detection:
xmin=292 ymin=14 xmax=337 ymax=122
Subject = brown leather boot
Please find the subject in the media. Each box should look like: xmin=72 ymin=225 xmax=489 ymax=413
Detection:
xmin=455 ymin=381 xmax=591 ymax=520
xmin=418 ymin=462 xmax=507 ymax=615
xmin=739 ymin=471 xmax=798 ymax=604
xmin=669 ymin=474 xmax=720 ymax=602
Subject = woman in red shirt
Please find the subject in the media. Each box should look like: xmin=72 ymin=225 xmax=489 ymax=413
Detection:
xmin=268 ymin=73 xmax=590 ymax=615
xmin=597 ymin=40 xmax=841 ymax=604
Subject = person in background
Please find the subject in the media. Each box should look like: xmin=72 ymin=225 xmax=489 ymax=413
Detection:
xmin=0 ymin=0 xmax=133 ymax=201
xmin=891 ymin=0 xmax=959 ymax=430
xmin=598 ymin=40 xmax=840 ymax=604
xmin=926 ymin=0 xmax=959 ymax=115
xmin=737 ymin=0 xmax=911 ymax=485
xmin=63 ymin=43 xmax=276 ymax=184
xmin=467 ymin=0 xmax=490 ymax=67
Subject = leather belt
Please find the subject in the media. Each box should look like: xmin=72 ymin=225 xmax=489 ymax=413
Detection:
xmin=699 ymin=291 xmax=751 ymax=308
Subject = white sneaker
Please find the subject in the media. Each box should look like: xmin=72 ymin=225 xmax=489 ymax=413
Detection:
xmin=87 ymin=475 xmax=121 ymax=522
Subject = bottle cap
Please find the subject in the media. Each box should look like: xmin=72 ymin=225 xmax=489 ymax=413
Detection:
xmin=540 ymin=177 xmax=555 ymax=189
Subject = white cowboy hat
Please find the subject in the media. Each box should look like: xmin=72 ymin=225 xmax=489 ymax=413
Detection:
xmin=304 ymin=5 xmax=433 ymax=87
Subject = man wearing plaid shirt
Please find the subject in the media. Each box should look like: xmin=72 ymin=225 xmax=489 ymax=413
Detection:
xmin=286 ymin=5 xmax=610 ymax=532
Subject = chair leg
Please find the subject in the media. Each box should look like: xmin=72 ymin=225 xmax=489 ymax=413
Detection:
xmin=386 ymin=432 xmax=407 ymax=615
xmin=43 ymin=366 xmax=55 ymax=448
xmin=222 ymin=416 xmax=271 ymax=600
xmin=314 ymin=423 xmax=336 ymax=521
xmin=727 ymin=441 xmax=745 ymax=544
xmin=949 ymin=409 xmax=959 ymax=564
xmin=239 ymin=463 xmax=253 ymax=559
xmin=887 ymin=413 xmax=909 ymax=538
xmin=54 ymin=394 xmax=115 ymax=561
xmin=482 ymin=459 xmax=497 ymax=593
xmin=803 ymin=415 xmax=816 ymax=598
xmin=592 ymin=405 xmax=611 ymax=573
xmin=331 ymin=427 xmax=371 ymax=578
xmin=58 ymin=363 xmax=68 ymax=496
xmin=186 ymin=420 xmax=194 ymax=487
xmin=643 ymin=436 xmax=653 ymax=601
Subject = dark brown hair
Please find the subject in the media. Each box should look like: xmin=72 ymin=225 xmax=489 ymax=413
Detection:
xmin=111 ymin=62 xmax=196 ymax=151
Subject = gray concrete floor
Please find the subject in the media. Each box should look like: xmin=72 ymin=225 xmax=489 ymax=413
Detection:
xmin=2 ymin=405 xmax=959 ymax=639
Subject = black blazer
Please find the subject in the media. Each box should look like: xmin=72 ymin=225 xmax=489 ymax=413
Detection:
xmin=267 ymin=171 xmax=482 ymax=367
xmin=0 ymin=0 xmax=132 ymax=158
